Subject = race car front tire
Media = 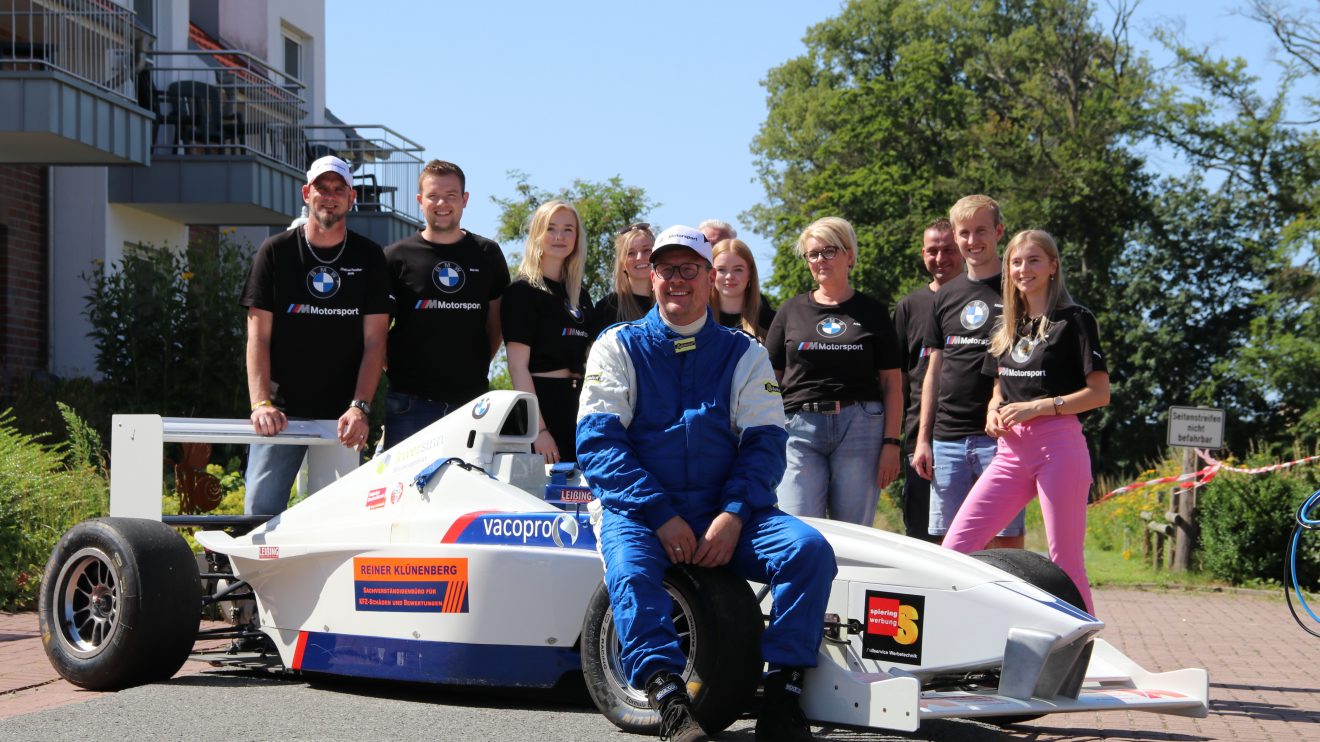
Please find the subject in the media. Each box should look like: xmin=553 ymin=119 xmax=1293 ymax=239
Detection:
xmin=39 ymin=517 xmax=201 ymax=690
xmin=581 ymin=565 xmax=763 ymax=735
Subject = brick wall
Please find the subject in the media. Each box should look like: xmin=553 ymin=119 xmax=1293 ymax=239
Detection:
xmin=0 ymin=165 xmax=49 ymax=379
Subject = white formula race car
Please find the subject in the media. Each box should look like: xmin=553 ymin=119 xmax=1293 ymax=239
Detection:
xmin=39 ymin=391 xmax=1208 ymax=735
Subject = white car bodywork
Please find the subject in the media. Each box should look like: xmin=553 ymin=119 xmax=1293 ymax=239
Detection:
xmin=195 ymin=391 xmax=1208 ymax=731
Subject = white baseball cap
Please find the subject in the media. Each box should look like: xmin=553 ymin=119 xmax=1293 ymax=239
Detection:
xmin=651 ymin=225 xmax=713 ymax=264
xmin=306 ymin=155 xmax=353 ymax=189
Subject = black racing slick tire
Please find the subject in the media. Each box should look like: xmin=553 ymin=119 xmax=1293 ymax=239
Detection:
xmin=970 ymin=549 xmax=1088 ymax=612
xmin=971 ymin=548 xmax=1093 ymax=726
xmin=581 ymin=566 xmax=763 ymax=735
xmin=39 ymin=517 xmax=201 ymax=690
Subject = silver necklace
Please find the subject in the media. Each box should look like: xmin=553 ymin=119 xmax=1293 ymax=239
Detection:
xmin=301 ymin=224 xmax=348 ymax=264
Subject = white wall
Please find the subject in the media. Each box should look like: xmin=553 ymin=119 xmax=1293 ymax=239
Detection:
xmin=268 ymin=0 xmax=325 ymax=125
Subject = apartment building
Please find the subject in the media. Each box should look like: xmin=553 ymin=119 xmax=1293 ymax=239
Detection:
xmin=1 ymin=0 xmax=422 ymax=379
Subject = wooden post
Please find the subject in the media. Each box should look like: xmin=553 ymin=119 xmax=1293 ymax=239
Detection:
xmin=1172 ymin=447 xmax=1198 ymax=572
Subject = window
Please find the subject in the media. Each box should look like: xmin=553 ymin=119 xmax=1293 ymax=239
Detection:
xmin=133 ymin=0 xmax=155 ymax=34
xmin=283 ymin=34 xmax=302 ymax=82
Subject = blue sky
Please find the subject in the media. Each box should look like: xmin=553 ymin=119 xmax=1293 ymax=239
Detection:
xmin=325 ymin=1 xmax=1300 ymax=274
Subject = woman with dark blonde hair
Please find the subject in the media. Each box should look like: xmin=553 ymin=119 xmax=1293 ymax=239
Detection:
xmin=501 ymin=199 xmax=594 ymax=464
xmin=942 ymin=229 xmax=1110 ymax=612
xmin=766 ymin=216 xmax=903 ymax=526
xmin=592 ymin=222 xmax=654 ymax=335
xmin=710 ymin=238 xmax=776 ymax=342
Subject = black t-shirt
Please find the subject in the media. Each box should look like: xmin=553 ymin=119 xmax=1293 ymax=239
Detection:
xmin=985 ymin=304 xmax=1107 ymax=420
xmin=718 ymin=293 xmax=777 ymax=339
xmin=766 ymin=291 xmax=900 ymax=411
xmin=384 ymin=231 xmax=509 ymax=403
xmin=893 ymin=286 xmax=938 ymax=453
xmin=922 ymin=272 xmax=1002 ymax=440
xmin=240 ymin=228 xmax=391 ymax=419
xmin=592 ymin=290 xmax=654 ymax=337
xmin=500 ymin=277 xmax=594 ymax=374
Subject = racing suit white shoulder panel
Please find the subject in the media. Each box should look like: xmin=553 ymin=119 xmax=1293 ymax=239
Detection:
xmin=578 ymin=325 xmax=638 ymax=429
xmin=729 ymin=342 xmax=787 ymax=436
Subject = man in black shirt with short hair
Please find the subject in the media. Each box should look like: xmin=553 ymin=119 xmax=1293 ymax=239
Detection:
xmin=892 ymin=218 xmax=963 ymax=542
xmin=912 ymin=195 xmax=1025 ymax=549
xmin=382 ymin=160 xmax=509 ymax=450
xmin=240 ymin=155 xmax=391 ymax=515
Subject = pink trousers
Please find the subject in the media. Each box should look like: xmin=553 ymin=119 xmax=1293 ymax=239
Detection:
xmin=942 ymin=414 xmax=1095 ymax=613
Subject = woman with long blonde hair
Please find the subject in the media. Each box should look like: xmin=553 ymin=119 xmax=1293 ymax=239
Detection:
xmin=592 ymin=223 xmax=654 ymax=335
xmin=942 ymin=229 xmax=1110 ymax=612
xmin=500 ymin=199 xmax=594 ymax=463
xmin=709 ymin=238 xmax=776 ymax=342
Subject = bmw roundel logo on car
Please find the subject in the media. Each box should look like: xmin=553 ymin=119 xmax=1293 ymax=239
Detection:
xmin=306 ymin=266 xmax=341 ymax=298
xmin=432 ymin=260 xmax=465 ymax=293
xmin=816 ymin=316 xmax=846 ymax=338
xmin=471 ymin=396 xmax=491 ymax=419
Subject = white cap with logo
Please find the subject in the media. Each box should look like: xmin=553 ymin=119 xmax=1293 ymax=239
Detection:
xmin=651 ymin=225 xmax=713 ymax=264
xmin=306 ymin=155 xmax=353 ymax=189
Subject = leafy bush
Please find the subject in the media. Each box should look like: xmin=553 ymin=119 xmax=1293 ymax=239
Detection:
xmin=1198 ymin=453 xmax=1320 ymax=589
xmin=1086 ymin=456 xmax=1180 ymax=556
xmin=0 ymin=406 xmax=109 ymax=610
xmin=83 ymin=235 xmax=250 ymax=420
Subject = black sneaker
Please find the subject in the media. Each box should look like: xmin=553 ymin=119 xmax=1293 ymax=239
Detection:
xmin=756 ymin=668 xmax=814 ymax=742
xmin=645 ymin=671 xmax=708 ymax=742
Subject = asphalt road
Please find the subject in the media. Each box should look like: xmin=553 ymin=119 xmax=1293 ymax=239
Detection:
xmin=0 ymin=670 xmax=1020 ymax=742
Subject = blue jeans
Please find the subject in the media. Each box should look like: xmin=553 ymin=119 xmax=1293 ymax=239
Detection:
xmin=244 ymin=443 xmax=306 ymax=516
xmin=383 ymin=391 xmax=457 ymax=451
xmin=776 ymin=401 xmax=886 ymax=525
xmin=930 ymin=435 xmax=1024 ymax=537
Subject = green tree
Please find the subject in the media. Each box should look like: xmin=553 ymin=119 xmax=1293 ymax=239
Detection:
xmin=749 ymin=0 xmax=1156 ymax=471
xmin=491 ymin=172 xmax=658 ymax=301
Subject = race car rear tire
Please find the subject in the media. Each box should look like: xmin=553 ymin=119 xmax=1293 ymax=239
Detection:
xmin=581 ymin=565 xmax=763 ymax=735
xmin=39 ymin=517 xmax=201 ymax=690
xmin=971 ymin=548 xmax=1092 ymax=725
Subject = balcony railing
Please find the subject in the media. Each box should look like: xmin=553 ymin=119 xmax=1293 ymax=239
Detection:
xmin=305 ymin=124 xmax=424 ymax=222
xmin=1 ymin=0 xmax=143 ymax=101
xmin=142 ymin=48 xmax=307 ymax=171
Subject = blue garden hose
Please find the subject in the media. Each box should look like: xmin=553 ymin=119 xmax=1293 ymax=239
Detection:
xmin=1285 ymin=489 xmax=1320 ymax=637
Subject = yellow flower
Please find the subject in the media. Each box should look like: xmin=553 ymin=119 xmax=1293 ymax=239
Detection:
xmin=182 ymin=271 xmax=195 ymax=281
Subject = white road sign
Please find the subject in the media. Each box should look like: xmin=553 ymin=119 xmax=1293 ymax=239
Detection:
xmin=1167 ymin=406 xmax=1225 ymax=449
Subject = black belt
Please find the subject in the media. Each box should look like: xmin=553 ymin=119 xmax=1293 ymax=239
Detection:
xmin=790 ymin=400 xmax=857 ymax=415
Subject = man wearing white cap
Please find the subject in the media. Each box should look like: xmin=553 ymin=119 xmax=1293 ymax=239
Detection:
xmin=577 ymin=226 xmax=834 ymax=742
xmin=239 ymin=155 xmax=392 ymax=515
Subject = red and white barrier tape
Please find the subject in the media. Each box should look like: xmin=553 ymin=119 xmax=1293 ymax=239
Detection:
xmin=1093 ymin=449 xmax=1320 ymax=506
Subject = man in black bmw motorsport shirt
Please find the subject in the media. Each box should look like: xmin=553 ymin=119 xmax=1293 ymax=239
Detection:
xmin=912 ymin=195 xmax=1025 ymax=548
xmin=240 ymin=155 xmax=392 ymax=515
xmin=382 ymin=160 xmax=509 ymax=450
xmin=892 ymin=218 xmax=963 ymax=542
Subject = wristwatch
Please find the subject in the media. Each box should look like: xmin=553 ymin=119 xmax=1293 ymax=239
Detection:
xmin=349 ymin=399 xmax=371 ymax=415
xmin=1053 ymin=396 xmax=1066 ymax=415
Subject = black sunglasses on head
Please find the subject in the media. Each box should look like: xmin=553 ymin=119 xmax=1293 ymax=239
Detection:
xmin=616 ymin=222 xmax=651 ymax=236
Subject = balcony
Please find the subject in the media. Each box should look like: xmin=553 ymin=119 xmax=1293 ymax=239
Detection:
xmin=0 ymin=0 xmax=153 ymax=165
xmin=108 ymin=47 xmax=309 ymax=225
xmin=305 ymin=123 xmax=423 ymax=246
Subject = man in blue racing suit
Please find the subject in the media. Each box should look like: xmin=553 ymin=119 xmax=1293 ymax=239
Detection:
xmin=577 ymin=225 xmax=836 ymax=742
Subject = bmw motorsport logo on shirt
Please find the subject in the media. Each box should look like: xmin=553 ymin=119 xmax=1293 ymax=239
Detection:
xmin=960 ymin=300 xmax=989 ymax=330
xmin=816 ymin=316 xmax=847 ymax=338
xmin=432 ymin=261 xmax=465 ymax=293
xmin=306 ymin=266 xmax=341 ymax=298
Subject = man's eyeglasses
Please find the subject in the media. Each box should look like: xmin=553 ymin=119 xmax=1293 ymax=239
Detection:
xmin=652 ymin=262 xmax=703 ymax=280
xmin=616 ymin=222 xmax=651 ymax=236
xmin=804 ymin=246 xmax=842 ymax=262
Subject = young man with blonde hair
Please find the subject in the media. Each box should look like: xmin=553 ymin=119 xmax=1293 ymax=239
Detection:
xmin=912 ymin=196 xmax=1025 ymax=548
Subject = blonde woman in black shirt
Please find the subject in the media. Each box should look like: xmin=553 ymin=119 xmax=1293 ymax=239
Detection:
xmin=592 ymin=222 xmax=654 ymax=335
xmin=501 ymin=199 xmax=593 ymax=464
xmin=942 ymin=230 xmax=1109 ymax=612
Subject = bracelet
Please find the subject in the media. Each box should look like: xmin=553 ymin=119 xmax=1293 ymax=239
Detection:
xmin=250 ymin=400 xmax=273 ymax=411
xmin=882 ymin=437 xmax=901 ymax=447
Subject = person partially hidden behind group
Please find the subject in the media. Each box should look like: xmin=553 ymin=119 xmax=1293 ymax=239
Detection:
xmin=501 ymin=199 xmax=594 ymax=464
xmin=593 ymin=222 xmax=655 ymax=336
xmin=711 ymin=238 xmax=776 ymax=342
xmin=941 ymin=230 xmax=1109 ymax=613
